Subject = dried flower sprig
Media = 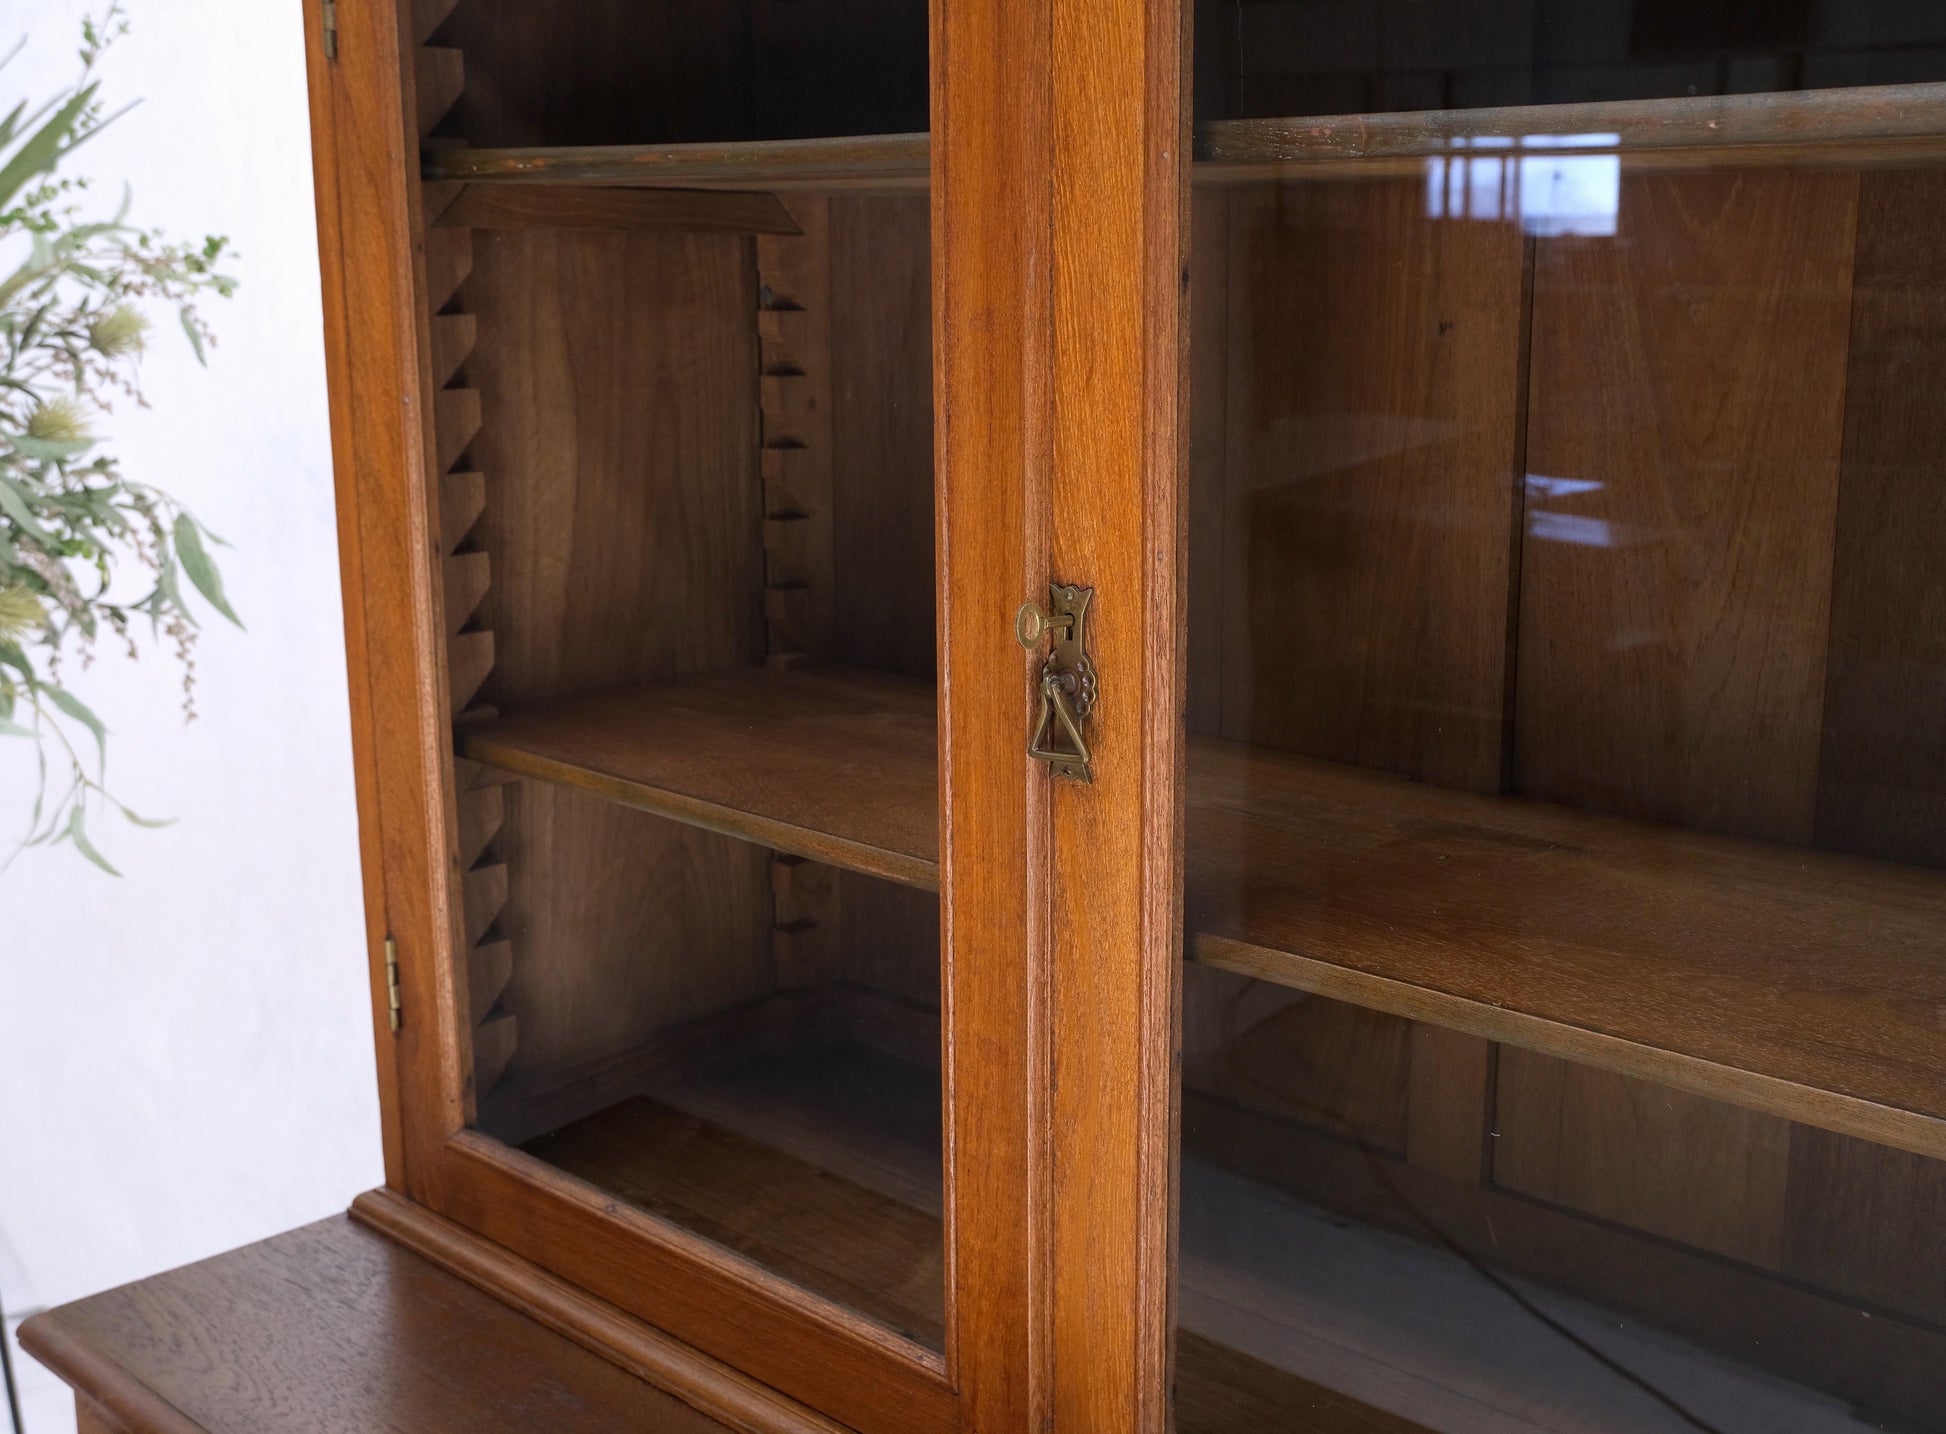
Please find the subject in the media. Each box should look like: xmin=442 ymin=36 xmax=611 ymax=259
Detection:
xmin=0 ymin=5 xmax=240 ymax=874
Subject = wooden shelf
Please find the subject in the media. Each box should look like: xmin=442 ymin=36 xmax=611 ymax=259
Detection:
xmin=520 ymin=1038 xmax=1425 ymax=1432
xmin=457 ymin=665 xmax=938 ymax=890
xmin=422 ymin=80 xmax=1946 ymax=205
xmin=1200 ymin=78 xmax=1946 ymax=180
xmin=1188 ymin=741 xmax=1946 ymax=1161
xmin=460 ymin=664 xmax=1946 ymax=1161
xmin=425 ymin=131 xmax=930 ymax=193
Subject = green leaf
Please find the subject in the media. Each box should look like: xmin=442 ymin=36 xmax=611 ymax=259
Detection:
xmin=42 ymin=681 xmax=107 ymax=776
xmin=9 ymin=433 xmax=96 ymax=462
xmin=0 ymin=714 xmax=32 ymax=737
xmin=173 ymin=515 xmax=241 ymax=627
xmin=112 ymin=798 xmax=175 ymax=829
xmin=0 ymin=100 xmax=28 ymax=151
xmin=0 ymin=474 xmax=57 ymax=544
xmin=65 ymin=803 xmax=122 ymax=876
xmin=0 ymin=83 xmax=98 ymax=212
xmin=179 ymin=308 xmax=207 ymax=365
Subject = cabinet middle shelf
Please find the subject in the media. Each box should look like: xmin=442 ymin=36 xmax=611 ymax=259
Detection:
xmin=457 ymin=665 xmax=939 ymax=891
xmin=458 ymin=664 xmax=1946 ymax=1160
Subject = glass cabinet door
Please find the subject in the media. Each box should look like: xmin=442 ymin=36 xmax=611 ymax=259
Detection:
xmin=387 ymin=3 xmax=955 ymax=1424
xmin=1174 ymin=7 xmax=1946 ymax=1430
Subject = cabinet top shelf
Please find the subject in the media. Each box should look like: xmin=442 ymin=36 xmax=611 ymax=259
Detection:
xmin=423 ymin=80 xmax=1946 ymax=194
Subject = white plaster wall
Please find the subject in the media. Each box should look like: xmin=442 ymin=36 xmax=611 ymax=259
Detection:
xmin=0 ymin=4 xmax=382 ymax=1430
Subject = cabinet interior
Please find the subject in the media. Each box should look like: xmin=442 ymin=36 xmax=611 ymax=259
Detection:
xmin=406 ymin=0 xmax=1946 ymax=1420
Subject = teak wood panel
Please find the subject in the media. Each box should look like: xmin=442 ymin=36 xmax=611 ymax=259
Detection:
xmin=1211 ymin=178 xmax=1524 ymax=793
xmin=1492 ymin=1047 xmax=1794 ymax=1269
xmin=1044 ymin=0 xmax=1188 ymax=1425
xmin=464 ymin=228 xmax=762 ymax=702
xmin=1188 ymin=739 xmax=1946 ymax=1157
xmin=17 ymin=1217 xmax=739 ymax=1434
xmin=306 ymin=1 xmax=977 ymax=1428
xmin=460 ymin=668 xmax=940 ymax=889
xmin=829 ymin=196 xmax=936 ymax=681
xmin=460 ymin=224 xmax=772 ymax=1107
xmin=1816 ymin=168 xmax=1946 ymax=869
xmin=1182 ymin=153 xmax=1946 ymax=1415
xmin=1516 ymin=169 xmax=1858 ymax=841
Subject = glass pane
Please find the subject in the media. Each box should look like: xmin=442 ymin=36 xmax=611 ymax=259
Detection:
xmin=1195 ymin=0 xmax=1946 ymax=121
xmin=418 ymin=2 xmax=942 ymax=1349
xmin=1179 ymin=5 xmax=1946 ymax=1427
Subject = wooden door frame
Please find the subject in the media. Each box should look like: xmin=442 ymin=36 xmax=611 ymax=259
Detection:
xmin=937 ymin=0 xmax=1189 ymax=1427
xmin=307 ymin=0 xmax=1186 ymax=1425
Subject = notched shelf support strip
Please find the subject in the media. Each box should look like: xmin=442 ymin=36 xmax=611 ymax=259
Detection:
xmin=414 ymin=6 xmax=519 ymax=1104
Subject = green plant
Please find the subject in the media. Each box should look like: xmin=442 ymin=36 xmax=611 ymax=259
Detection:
xmin=0 ymin=7 xmax=239 ymax=874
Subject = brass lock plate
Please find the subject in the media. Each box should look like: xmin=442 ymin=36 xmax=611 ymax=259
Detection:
xmin=1016 ymin=583 xmax=1097 ymax=782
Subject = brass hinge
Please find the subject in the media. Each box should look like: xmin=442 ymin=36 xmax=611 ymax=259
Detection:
xmin=321 ymin=0 xmax=340 ymax=61
xmin=384 ymin=936 xmax=402 ymax=1033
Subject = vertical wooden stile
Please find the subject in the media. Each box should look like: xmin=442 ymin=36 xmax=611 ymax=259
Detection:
xmin=934 ymin=0 xmax=1055 ymax=1424
xmin=1045 ymin=0 xmax=1188 ymax=1421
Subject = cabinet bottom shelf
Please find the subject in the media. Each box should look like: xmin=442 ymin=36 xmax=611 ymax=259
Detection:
xmin=516 ymin=1037 xmax=1430 ymax=1431
xmin=510 ymin=1036 xmax=1892 ymax=1432
xmin=458 ymin=665 xmax=1946 ymax=1160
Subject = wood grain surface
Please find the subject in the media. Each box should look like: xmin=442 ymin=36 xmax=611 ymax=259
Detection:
xmin=1189 ymin=736 xmax=1946 ymax=1159
xmin=1517 ymin=168 xmax=1858 ymax=841
xmin=1492 ymin=1049 xmax=1793 ymax=1267
xmin=1211 ymin=178 xmax=1523 ymax=791
xmin=451 ymin=659 xmax=1946 ymax=1158
xmin=428 ymin=134 xmax=932 ymax=192
xmin=438 ymin=183 xmax=803 ymax=233
xmin=19 ymin=1216 xmax=732 ymax=1434
xmin=1816 ymin=168 xmax=1946 ymax=869
xmin=931 ymin=0 xmax=1057 ymax=1421
xmin=526 ymin=1095 xmax=946 ymax=1349
xmin=460 ymin=666 xmax=939 ymax=888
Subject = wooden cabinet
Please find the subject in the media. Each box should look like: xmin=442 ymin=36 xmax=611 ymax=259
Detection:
xmin=34 ymin=2 xmax=1944 ymax=1430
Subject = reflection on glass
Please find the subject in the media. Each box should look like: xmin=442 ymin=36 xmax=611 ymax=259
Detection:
xmin=1181 ymin=5 xmax=1946 ymax=1428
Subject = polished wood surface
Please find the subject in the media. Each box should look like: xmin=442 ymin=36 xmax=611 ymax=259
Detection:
xmin=1517 ymin=169 xmax=1858 ymax=842
xmin=1205 ymin=178 xmax=1523 ymax=791
xmin=1044 ymin=0 xmax=1189 ymax=1423
xmin=449 ymin=658 xmax=1946 ymax=1159
xmin=1175 ymin=1332 xmax=1431 ymax=1434
xmin=1190 ymin=738 xmax=1946 ymax=1159
xmin=932 ymin=0 xmax=1057 ymax=1422
xmin=305 ymin=4 xmax=970 ymax=1427
xmin=419 ymin=80 xmax=1946 ymax=194
xmin=459 ymin=667 xmax=939 ymax=889
xmin=427 ymin=133 xmax=933 ymax=192
xmin=18 ymin=1217 xmax=734 ymax=1434
xmin=1201 ymin=80 xmax=1946 ymax=173
xmin=1816 ymin=169 xmax=1946 ymax=869
xmin=529 ymin=1095 xmax=945 ymax=1349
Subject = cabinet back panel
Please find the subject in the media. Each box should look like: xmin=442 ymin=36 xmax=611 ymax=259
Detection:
xmin=829 ymin=196 xmax=936 ymax=681
xmin=492 ymin=788 xmax=775 ymax=1095
xmin=1196 ymin=0 xmax=1946 ymax=123
xmin=435 ymin=0 xmax=926 ymax=148
xmin=464 ymin=227 xmax=763 ymax=701
xmin=1515 ymin=167 xmax=1856 ymax=843
xmin=1187 ymin=180 xmax=1523 ymax=792
xmin=1817 ymin=169 xmax=1946 ymax=868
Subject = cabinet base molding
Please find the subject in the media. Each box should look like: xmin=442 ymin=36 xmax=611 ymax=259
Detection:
xmin=348 ymin=1188 xmax=846 ymax=1434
